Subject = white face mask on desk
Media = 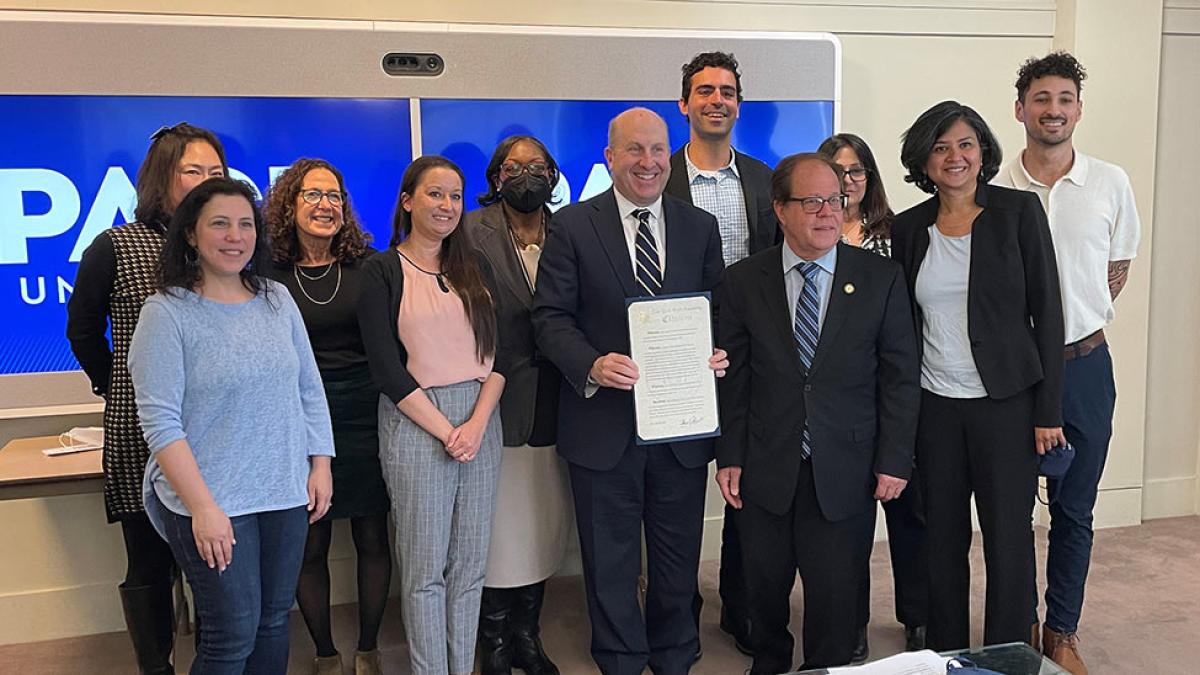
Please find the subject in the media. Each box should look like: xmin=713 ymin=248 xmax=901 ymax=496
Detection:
xmin=47 ymin=427 xmax=104 ymax=456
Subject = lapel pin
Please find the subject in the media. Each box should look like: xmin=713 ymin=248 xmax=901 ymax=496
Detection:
xmin=843 ymin=283 xmax=855 ymax=294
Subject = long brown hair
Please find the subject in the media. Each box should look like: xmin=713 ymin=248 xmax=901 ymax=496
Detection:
xmin=264 ymin=158 xmax=371 ymax=264
xmin=392 ymin=156 xmax=496 ymax=362
xmin=817 ymin=133 xmax=895 ymax=238
xmin=134 ymin=123 xmax=227 ymax=228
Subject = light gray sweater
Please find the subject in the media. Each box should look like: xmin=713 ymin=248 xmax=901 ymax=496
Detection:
xmin=128 ymin=281 xmax=334 ymax=519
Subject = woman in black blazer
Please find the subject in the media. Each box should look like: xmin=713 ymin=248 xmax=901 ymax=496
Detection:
xmin=890 ymin=101 xmax=1065 ymax=653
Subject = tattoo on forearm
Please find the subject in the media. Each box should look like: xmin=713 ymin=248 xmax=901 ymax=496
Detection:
xmin=1108 ymin=260 xmax=1131 ymax=300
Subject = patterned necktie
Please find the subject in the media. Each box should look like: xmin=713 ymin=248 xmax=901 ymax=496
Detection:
xmin=633 ymin=208 xmax=663 ymax=296
xmin=794 ymin=262 xmax=821 ymax=459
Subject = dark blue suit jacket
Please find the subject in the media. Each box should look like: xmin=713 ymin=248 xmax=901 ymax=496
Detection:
xmin=532 ymin=188 xmax=725 ymax=471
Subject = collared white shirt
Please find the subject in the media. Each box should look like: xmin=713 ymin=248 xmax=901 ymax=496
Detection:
xmin=612 ymin=187 xmax=667 ymax=275
xmin=685 ymin=143 xmax=750 ymax=266
xmin=780 ymin=242 xmax=837 ymax=331
xmin=994 ymin=150 xmax=1141 ymax=343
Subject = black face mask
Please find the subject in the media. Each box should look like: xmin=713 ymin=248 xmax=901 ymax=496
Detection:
xmin=499 ymin=173 xmax=553 ymax=214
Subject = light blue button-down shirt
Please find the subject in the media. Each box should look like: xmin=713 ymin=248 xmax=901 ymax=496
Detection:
xmin=684 ymin=144 xmax=750 ymax=266
xmin=781 ymin=243 xmax=837 ymax=331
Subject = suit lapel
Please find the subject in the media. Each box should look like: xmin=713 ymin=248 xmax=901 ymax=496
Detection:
xmin=661 ymin=197 xmax=687 ymax=294
xmin=477 ymin=206 xmax=533 ymax=307
xmin=590 ymin=190 xmax=639 ymax=298
xmin=758 ymin=246 xmax=800 ymax=370
xmin=735 ymin=151 xmax=761 ymax=237
xmin=808 ymin=243 xmax=854 ymax=376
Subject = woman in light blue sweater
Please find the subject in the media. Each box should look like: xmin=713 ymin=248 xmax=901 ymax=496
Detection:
xmin=128 ymin=177 xmax=335 ymax=675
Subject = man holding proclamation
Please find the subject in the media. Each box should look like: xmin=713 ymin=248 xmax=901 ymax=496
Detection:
xmin=994 ymin=52 xmax=1142 ymax=675
xmin=532 ymin=107 xmax=726 ymax=675
xmin=715 ymin=153 xmax=920 ymax=672
xmin=664 ymin=51 xmax=778 ymax=656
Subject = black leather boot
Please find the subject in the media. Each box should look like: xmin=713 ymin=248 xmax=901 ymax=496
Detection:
xmin=479 ymin=587 xmax=514 ymax=675
xmin=119 ymin=582 xmax=175 ymax=675
xmin=510 ymin=582 xmax=559 ymax=675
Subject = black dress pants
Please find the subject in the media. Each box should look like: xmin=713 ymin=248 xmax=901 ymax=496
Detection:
xmin=569 ymin=443 xmax=707 ymax=675
xmin=917 ymin=389 xmax=1038 ymax=651
xmin=856 ymin=466 xmax=928 ymax=630
xmin=740 ymin=460 xmax=875 ymax=673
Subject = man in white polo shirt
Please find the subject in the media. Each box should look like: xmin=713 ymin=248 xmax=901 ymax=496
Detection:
xmin=995 ymin=51 xmax=1141 ymax=675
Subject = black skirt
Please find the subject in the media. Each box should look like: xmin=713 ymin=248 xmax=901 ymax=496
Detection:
xmin=321 ymin=364 xmax=390 ymax=520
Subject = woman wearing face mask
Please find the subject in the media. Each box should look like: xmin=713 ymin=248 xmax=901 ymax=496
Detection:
xmin=464 ymin=136 xmax=571 ymax=675
xmin=67 ymin=122 xmax=226 ymax=675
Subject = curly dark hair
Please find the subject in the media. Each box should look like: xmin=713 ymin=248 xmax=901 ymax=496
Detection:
xmin=1016 ymin=51 xmax=1087 ymax=103
xmin=817 ymin=133 xmax=895 ymax=238
xmin=264 ymin=158 xmax=371 ymax=264
xmin=392 ymin=156 xmax=496 ymax=362
xmin=477 ymin=135 xmax=562 ymax=207
xmin=134 ymin=123 xmax=227 ymax=228
xmin=160 ymin=177 xmax=272 ymax=298
xmin=681 ymin=51 xmax=743 ymax=102
xmin=900 ymin=101 xmax=1002 ymax=195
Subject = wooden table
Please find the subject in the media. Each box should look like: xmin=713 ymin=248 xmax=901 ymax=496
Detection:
xmin=0 ymin=435 xmax=104 ymax=500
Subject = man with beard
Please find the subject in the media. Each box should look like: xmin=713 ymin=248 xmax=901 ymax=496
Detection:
xmin=664 ymin=51 xmax=778 ymax=657
xmin=994 ymin=51 xmax=1142 ymax=675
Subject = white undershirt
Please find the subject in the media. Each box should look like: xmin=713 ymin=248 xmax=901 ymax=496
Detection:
xmin=915 ymin=225 xmax=987 ymax=398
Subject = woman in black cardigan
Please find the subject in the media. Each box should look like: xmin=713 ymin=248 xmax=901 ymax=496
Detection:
xmin=891 ymin=101 xmax=1065 ymax=652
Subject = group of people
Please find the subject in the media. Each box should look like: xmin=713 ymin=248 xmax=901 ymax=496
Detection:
xmin=64 ymin=47 xmax=1138 ymax=675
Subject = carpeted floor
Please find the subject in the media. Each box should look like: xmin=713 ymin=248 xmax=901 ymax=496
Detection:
xmin=3 ymin=516 xmax=1196 ymax=674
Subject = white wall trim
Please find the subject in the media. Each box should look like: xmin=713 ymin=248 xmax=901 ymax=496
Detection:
xmin=1143 ymin=474 xmax=1199 ymax=519
xmin=1165 ymin=0 xmax=1200 ymax=35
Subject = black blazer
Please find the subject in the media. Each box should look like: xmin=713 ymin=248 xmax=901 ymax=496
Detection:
xmin=716 ymin=243 xmax=920 ymax=521
xmin=891 ymin=182 xmax=1065 ymax=427
xmin=665 ymin=147 xmax=780 ymax=255
xmin=465 ymin=203 xmax=560 ymax=448
xmin=532 ymin=189 xmax=725 ymax=472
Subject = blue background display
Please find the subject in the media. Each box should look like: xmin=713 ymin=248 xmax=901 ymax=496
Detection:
xmin=0 ymin=96 xmax=412 ymax=375
xmin=0 ymin=96 xmax=832 ymax=376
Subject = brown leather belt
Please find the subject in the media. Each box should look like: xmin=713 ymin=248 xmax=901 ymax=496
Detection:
xmin=1064 ymin=329 xmax=1105 ymax=361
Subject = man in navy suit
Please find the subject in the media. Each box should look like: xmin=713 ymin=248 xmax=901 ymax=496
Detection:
xmin=533 ymin=107 xmax=726 ymax=675
xmin=715 ymin=153 xmax=920 ymax=672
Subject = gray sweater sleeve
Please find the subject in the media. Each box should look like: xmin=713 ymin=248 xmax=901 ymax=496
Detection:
xmin=127 ymin=294 xmax=188 ymax=455
xmin=282 ymin=291 xmax=335 ymax=458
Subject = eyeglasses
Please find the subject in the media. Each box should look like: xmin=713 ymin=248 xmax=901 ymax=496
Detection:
xmin=500 ymin=161 xmax=550 ymax=178
xmin=300 ymin=189 xmax=345 ymax=206
xmin=149 ymin=122 xmax=190 ymax=141
xmin=784 ymin=194 xmax=847 ymax=214
xmin=841 ymin=167 xmax=871 ymax=182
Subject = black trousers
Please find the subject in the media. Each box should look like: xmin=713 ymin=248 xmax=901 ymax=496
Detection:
xmin=918 ymin=389 xmax=1038 ymax=651
xmin=569 ymin=444 xmax=707 ymax=675
xmin=120 ymin=511 xmax=177 ymax=587
xmin=741 ymin=460 xmax=875 ymax=673
xmin=856 ymin=466 xmax=928 ymax=629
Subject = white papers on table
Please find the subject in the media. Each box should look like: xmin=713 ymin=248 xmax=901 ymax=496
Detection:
xmin=827 ymin=650 xmax=950 ymax=674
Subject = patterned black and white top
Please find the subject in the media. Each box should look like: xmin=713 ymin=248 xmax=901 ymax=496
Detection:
xmin=67 ymin=221 xmax=165 ymax=522
xmin=843 ymin=223 xmax=892 ymax=259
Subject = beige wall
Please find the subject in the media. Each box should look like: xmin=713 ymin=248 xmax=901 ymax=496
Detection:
xmin=1 ymin=0 xmax=1197 ymax=643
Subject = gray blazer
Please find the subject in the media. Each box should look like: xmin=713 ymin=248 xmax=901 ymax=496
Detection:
xmin=466 ymin=202 xmax=560 ymax=447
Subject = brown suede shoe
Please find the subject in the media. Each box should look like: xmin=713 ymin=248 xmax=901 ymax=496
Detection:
xmin=1031 ymin=621 xmax=1040 ymax=652
xmin=1042 ymin=625 xmax=1088 ymax=675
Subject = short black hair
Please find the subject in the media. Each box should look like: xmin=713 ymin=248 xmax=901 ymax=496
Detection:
xmin=900 ymin=101 xmax=1002 ymax=195
xmin=770 ymin=153 xmax=842 ymax=204
xmin=1016 ymin=51 xmax=1087 ymax=103
xmin=680 ymin=51 xmax=743 ymax=102
xmin=477 ymin=134 xmax=561 ymax=207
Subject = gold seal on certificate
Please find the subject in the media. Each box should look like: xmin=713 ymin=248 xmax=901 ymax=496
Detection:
xmin=626 ymin=293 xmax=720 ymax=444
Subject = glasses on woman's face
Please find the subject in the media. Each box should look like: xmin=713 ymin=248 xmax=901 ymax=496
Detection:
xmin=841 ymin=167 xmax=871 ymax=182
xmin=300 ymin=189 xmax=345 ymax=206
xmin=500 ymin=161 xmax=549 ymax=178
xmin=784 ymin=193 xmax=848 ymax=214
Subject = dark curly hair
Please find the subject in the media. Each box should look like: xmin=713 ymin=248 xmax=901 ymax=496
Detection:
xmin=160 ymin=177 xmax=272 ymax=298
xmin=392 ymin=156 xmax=496 ymax=362
xmin=477 ymin=135 xmax=561 ymax=207
xmin=134 ymin=123 xmax=227 ymax=228
xmin=264 ymin=158 xmax=371 ymax=264
xmin=817 ymin=133 xmax=895 ymax=238
xmin=1016 ymin=51 xmax=1087 ymax=103
xmin=681 ymin=51 xmax=743 ymax=102
xmin=900 ymin=101 xmax=1002 ymax=195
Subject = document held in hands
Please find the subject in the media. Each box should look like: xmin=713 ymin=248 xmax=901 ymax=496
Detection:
xmin=626 ymin=293 xmax=720 ymax=444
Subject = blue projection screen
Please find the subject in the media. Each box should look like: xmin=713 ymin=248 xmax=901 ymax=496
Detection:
xmin=0 ymin=94 xmax=832 ymax=378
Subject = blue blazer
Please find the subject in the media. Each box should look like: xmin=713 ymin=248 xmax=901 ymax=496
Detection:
xmin=532 ymin=188 xmax=725 ymax=471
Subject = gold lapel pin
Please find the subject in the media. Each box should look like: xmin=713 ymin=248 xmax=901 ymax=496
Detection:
xmin=844 ymin=283 xmax=856 ymax=294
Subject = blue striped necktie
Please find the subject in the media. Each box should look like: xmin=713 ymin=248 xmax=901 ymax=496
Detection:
xmin=633 ymin=208 xmax=663 ymax=296
xmin=794 ymin=261 xmax=821 ymax=459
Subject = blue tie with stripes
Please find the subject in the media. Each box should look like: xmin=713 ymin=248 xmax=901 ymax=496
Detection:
xmin=794 ymin=262 xmax=821 ymax=459
xmin=633 ymin=209 xmax=663 ymax=296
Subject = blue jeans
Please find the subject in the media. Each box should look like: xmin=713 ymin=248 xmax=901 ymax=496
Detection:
xmin=158 ymin=501 xmax=308 ymax=675
xmin=1042 ymin=343 xmax=1116 ymax=634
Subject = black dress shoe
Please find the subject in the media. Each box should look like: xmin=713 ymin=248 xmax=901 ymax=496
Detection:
xmin=904 ymin=624 xmax=927 ymax=651
xmin=720 ymin=607 xmax=755 ymax=656
xmin=850 ymin=625 xmax=869 ymax=664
